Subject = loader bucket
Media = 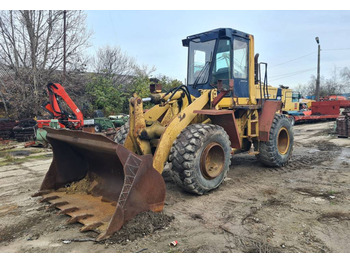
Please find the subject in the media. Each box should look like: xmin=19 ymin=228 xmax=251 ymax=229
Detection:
xmin=34 ymin=128 xmax=166 ymax=241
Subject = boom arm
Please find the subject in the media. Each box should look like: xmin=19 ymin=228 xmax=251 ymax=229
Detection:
xmin=124 ymin=89 xmax=211 ymax=174
xmin=45 ymin=83 xmax=84 ymax=128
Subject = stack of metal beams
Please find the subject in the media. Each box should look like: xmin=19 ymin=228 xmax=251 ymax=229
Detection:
xmin=336 ymin=108 xmax=350 ymax=138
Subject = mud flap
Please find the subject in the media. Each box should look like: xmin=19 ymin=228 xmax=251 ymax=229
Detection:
xmin=33 ymin=128 xmax=166 ymax=241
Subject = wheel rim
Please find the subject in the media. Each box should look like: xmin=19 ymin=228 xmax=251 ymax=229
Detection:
xmin=200 ymin=142 xmax=225 ymax=180
xmin=277 ymin=127 xmax=290 ymax=155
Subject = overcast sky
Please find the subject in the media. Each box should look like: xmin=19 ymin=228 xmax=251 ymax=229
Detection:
xmin=85 ymin=10 xmax=350 ymax=90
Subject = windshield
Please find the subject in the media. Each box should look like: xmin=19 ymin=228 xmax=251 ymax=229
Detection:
xmin=188 ymin=39 xmax=216 ymax=85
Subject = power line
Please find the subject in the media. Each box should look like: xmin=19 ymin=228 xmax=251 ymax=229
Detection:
xmin=270 ymin=67 xmax=316 ymax=78
xmin=267 ymin=46 xmax=350 ymax=83
xmin=269 ymin=47 xmax=350 ymax=69
xmin=269 ymin=67 xmax=317 ymax=81
xmin=270 ymin=51 xmax=316 ymax=68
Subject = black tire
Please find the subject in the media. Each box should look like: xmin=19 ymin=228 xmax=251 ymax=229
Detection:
xmin=256 ymin=114 xmax=293 ymax=167
xmin=114 ymin=121 xmax=129 ymax=145
xmin=94 ymin=123 xmax=102 ymax=133
xmin=169 ymin=124 xmax=231 ymax=195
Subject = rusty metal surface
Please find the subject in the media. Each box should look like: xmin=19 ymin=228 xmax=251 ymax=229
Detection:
xmin=294 ymin=114 xmax=339 ymax=122
xmin=258 ymin=100 xmax=282 ymax=142
xmin=40 ymin=191 xmax=116 ymax=234
xmin=211 ymin=90 xmax=229 ymax=107
xmin=311 ymin=100 xmax=350 ymax=115
xmin=277 ymin=127 xmax=290 ymax=155
xmin=82 ymin=126 xmax=95 ymax=133
xmin=311 ymin=100 xmax=341 ymax=115
xmin=194 ymin=109 xmax=241 ymax=149
xmin=336 ymin=112 xmax=350 ymax=138
xmin=35 ymin=128 xmax=166 ymax=241
xmin=200 ymin=142 xmax=225 ymax=179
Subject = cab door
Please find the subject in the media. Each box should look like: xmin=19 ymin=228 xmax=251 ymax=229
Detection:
xmin=233 ymin=37 xmax=249 ymax=97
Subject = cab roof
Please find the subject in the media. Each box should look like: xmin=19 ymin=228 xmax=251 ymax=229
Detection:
xmin=182 ymin=28 xmax=251 ymax=47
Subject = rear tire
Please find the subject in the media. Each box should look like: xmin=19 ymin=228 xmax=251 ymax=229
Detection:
xmin=169 ymin=124 xmax=231 ymax=195
xmin=256 ymin=114 xmax=293 ymax=167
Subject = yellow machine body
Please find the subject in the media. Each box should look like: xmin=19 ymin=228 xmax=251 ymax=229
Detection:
xmin=35 ymin=28 xmax=294 ymax=240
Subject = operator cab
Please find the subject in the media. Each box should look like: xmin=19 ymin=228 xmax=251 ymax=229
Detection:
xmin=182 ymin=28 xmax=251 ymax=98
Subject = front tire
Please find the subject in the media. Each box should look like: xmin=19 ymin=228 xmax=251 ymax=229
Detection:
xmin=169 ymin=124 xmax=231 ymax=195
xmin=256 ymin=114 xmax=293 ymax=167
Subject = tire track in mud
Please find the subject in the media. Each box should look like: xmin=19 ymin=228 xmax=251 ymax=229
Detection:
xmin=258 ymin=150 xmax=340 ymax=174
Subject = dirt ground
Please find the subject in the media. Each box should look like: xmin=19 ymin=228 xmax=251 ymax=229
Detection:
xmin=0 ymin=121 xmax=349 ymax=253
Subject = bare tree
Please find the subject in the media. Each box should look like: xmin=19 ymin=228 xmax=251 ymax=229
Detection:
xmin=322 ymin=67 xmax=345 ymax=96
xmin=89 ymin=45 xmax=157 ymax=114
xmin=340 ymin=67 xmax=350 ymax=93
xmin=0 ymin=10 xmax=91 ymax=118
xmin=93 ymin=45 xmax=139 ymax=87
xmin=296 ymin=67 xmax=350 ymax=98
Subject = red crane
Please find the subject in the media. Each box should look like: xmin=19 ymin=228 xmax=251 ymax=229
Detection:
xmin=38 ymin=83 xmax=84 ymax=129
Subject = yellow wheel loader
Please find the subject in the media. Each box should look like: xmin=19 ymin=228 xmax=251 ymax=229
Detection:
xmin=34 ymin=28 xmax=294 ymax=241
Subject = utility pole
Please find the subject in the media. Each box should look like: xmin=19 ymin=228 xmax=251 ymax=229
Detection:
xmin=315 ymin=37 xmax=320 ymax=101
xmin=63 ymin=10 xmax=67 ymax=82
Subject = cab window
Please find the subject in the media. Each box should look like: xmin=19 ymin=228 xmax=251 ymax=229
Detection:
xmin=211 ymin=39 xmax=231 ymax=85
xmin=233 ymin=39 xmax=248 ymax=79
xmin=188 ymin=39 xmax=216 ymax=85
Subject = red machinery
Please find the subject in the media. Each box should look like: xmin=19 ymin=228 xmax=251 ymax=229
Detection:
xmin=291 ymin=100 xmax=350 ymax=124
xmin=38 ymin=83 xmax=84 ymax=129
xmin=321 ymin=95 xmax=347 ymax=101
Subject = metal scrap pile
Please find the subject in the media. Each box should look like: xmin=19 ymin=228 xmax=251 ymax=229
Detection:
xmin=13 ymin=118 xmax=37 ymax=142
xmin=0 ymin=119 xmax=18 ymax=140
xmin=336 ymin=108 xmax=350 ymax=138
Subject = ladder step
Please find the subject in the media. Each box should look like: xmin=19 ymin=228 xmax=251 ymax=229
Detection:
xmin=242 ymin=135 xmax=258 ymax=138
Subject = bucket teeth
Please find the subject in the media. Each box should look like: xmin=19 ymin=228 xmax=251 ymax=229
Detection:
xmin=48 ymin=201 xmax=69 ymax=209
xmin=96 ymin=233 xmax=108 ymax=242
xmin=58 ymin=207 xmax=79 ymax=215
xmin=32 ymin=190 xmax=52 ymax=197
xmin=80 ymin=222 xmax=103 ymax=232
xmin=35 ymin=129 xmax=167 ymax=241
xmin=40 ymin=195 xmax=59 ymax=203
xmin=66 ymin=214 xmax=93 ymax=224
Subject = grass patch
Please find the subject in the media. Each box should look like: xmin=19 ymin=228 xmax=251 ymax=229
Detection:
xmin=0 ymin=152 xmax=52 ymax=167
